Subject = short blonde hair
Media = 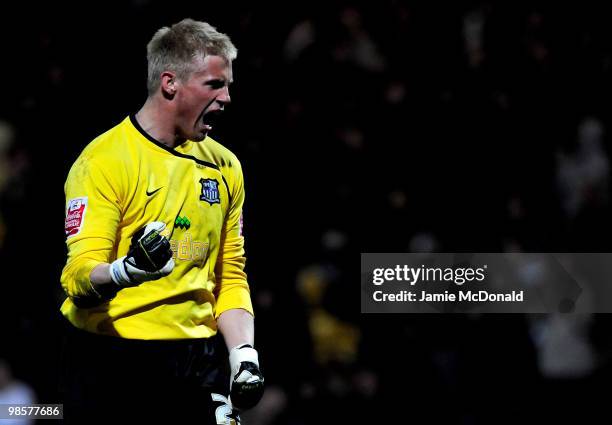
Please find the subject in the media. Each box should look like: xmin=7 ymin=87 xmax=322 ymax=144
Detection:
xmin=146 ymin=18 xmax=237 ymax=95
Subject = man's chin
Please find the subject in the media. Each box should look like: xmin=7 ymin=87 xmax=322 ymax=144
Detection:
xmin=192 ymin=131 xmax=208 ymax=142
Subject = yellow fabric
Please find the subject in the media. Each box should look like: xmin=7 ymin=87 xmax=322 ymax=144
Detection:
xmin=60 ymin=116 xmax=253 ymax=339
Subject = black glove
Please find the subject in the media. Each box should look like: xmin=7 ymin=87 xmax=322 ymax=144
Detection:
xmin=229 ymin=344 xmax=265 ymax=410
xmin=109 ymin=221 xmax=174 ymax=287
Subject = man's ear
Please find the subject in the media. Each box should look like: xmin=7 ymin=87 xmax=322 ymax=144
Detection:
xmin=160 ymin=71 xmax=177 ymax=98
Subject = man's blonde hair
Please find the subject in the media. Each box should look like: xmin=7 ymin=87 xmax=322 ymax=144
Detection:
xmin=146 ymin=18 xmax=237 ymax=95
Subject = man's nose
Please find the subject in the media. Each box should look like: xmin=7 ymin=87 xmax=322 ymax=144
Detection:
xmin=217 ymin=87 xmax=231 ymax=106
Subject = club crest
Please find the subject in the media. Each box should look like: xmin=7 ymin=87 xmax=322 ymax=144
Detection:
xmin=199 ymin=178 xmax=220 ymax=205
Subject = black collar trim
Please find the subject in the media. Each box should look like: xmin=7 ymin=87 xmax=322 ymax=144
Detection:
xmin=129 ymin=114 xmax=220 ymax=170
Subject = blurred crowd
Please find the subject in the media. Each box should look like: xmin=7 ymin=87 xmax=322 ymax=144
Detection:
xmin=2 ymin=1 xmax=612 ymax=423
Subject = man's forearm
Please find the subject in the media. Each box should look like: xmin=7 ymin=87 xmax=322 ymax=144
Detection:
xmin=68 ymin=263 xmax=116 ymax=308
xmin=217 ymin=308 xmax=254 ymax=349
xmin=87 ymin=263 xmax=121 ymax=301
xmin=220 ymin=308 xmax=264 ymax=410
xmin=91 ymin=263 xmax=112 ymax=285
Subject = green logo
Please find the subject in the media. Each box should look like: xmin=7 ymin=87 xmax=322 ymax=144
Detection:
xmin=174 ymin=216 xmax=191 ymax=230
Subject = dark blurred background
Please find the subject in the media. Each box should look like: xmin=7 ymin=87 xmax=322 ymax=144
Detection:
xmin=2 ymin=1 xmax=612 ymax=423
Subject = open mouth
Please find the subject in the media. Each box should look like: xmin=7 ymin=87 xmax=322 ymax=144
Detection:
xmin=202 ymin=109 xmax=222 ymax=131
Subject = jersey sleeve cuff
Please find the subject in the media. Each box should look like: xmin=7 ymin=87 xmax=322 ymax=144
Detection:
xmin=215 ymin=285 xmax=254 ymax=318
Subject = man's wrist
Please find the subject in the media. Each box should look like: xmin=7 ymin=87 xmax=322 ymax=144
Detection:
xmin=91 ymin=278 xmax=120 ymax=301
xmin=86 ymin=263 xmax=121 ymax=302
xmin=232 ymin=343 xmax=253 ymax=350
xmin=230 ymin=344 xmax=259 ymax=369
xmin=109 ymin=257 xmax=131 ymax=287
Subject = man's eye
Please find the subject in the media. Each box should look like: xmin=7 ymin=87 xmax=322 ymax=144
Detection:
xmin=207 ymin=81 xmax=225 ymax=89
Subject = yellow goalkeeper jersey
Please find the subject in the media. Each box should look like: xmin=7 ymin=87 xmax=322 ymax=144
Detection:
xmin=60 ymin=115 xmax=253 ymax=339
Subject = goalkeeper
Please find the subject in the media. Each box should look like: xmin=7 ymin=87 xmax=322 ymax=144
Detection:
xmin=59 ymin=18 xmax=263 ymax=423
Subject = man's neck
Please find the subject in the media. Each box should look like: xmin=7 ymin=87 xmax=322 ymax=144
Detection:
xmin=135 ymin=98 xmax=183 ymax=149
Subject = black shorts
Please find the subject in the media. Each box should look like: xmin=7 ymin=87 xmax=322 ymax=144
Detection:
xmin=59 ymin=319 xmax=239 ymax=424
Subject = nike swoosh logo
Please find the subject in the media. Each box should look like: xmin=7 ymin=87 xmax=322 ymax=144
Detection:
xmin=146 ymin=187 xmax=163 ymax=196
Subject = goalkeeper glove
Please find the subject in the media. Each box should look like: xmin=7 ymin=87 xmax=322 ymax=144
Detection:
xmin=109 ymin=221 xmax=175 ymax=287
xmin=229 ymin=344 xmax=265 ymax=410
